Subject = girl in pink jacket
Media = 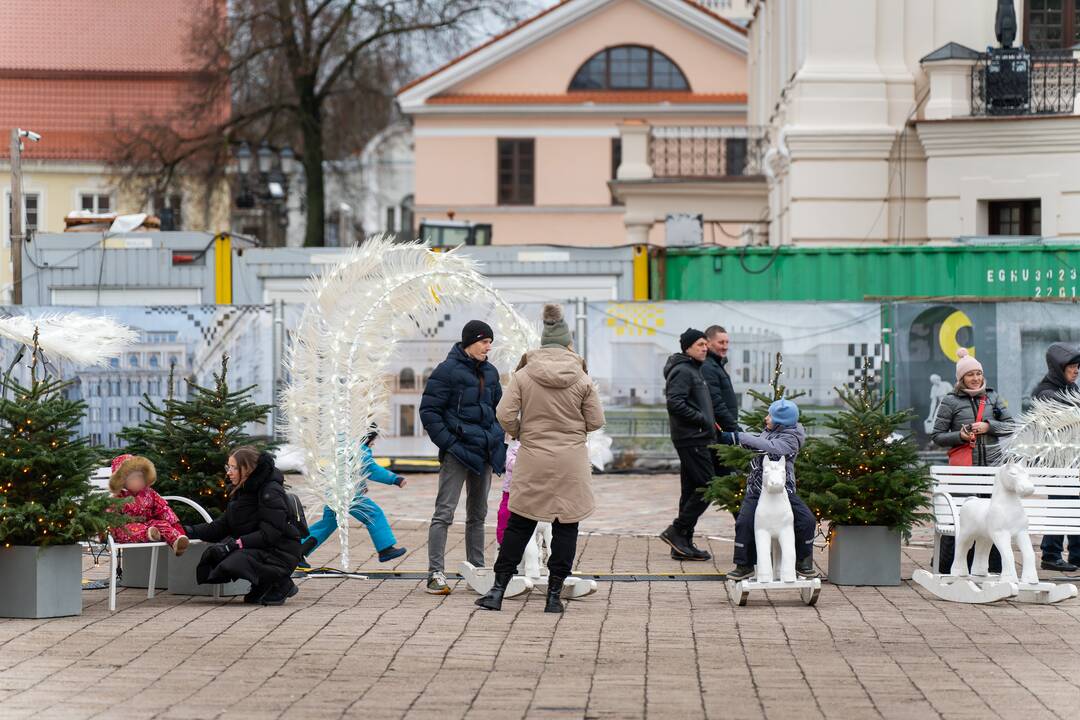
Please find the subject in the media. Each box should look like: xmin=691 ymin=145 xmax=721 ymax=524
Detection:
xmin=108 ymin=454 xmax=190 ymax=556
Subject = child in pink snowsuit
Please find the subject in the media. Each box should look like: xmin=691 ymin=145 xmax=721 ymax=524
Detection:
xmin=108 ymin=454 xmax=190 ymax=556
xmin=496 ymin=440 xmax=520 ymax=545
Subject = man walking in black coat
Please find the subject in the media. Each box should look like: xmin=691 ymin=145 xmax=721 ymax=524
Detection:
xmin=1035 ymin=342 xmax=1080 ymax=571
xmin=659 ymin=328 xmax=717 ymax=561
xmin=420 ymin=320 xmax=506 ymax=594
xmin=701 ymin=325 xmax=740 ymax=482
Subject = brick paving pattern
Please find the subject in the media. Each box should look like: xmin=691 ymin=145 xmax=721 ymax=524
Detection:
xmin=1 ymin=473 xmax=1080 ymax=719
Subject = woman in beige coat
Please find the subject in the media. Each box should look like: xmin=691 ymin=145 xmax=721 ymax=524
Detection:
xmin=477 ymin=304 xmax=605 ymax=614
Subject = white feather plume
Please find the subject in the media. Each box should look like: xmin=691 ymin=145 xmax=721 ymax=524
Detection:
xmin=283 ymin=236 xmax=538 ymax=570
xmin=1000 ymin=390 xmax=1080 ymax=468
xmin=0 ymin=312 xmax=137 ymax=366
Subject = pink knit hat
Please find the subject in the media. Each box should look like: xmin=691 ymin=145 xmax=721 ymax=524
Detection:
xmin=110 ymin=454 xmax=134 ymax=475
xmin=955 ymin=348 xmax=983 ymax=381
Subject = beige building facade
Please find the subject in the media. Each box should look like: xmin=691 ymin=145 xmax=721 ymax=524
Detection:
xmin=750 ymin=0 xmax=1080 ymax=246
xmin=398 ymin=0 xmax=757 ymax=247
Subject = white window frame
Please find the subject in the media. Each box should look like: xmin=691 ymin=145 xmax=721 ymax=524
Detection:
xmin=75 ymin=189 xmax=114 ymax=214
xmin=4 ymin=189 xmax=46 ymax=245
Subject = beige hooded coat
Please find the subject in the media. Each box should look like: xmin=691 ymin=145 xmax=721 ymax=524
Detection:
xmin=496 ymin=347 xmax=605 ymax=523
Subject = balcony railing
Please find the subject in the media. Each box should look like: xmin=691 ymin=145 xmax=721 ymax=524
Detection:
xmin=971 ymin=48 xmax=1080 ymax=116
xmin=649 ymin=126 xmax=767 ymax=178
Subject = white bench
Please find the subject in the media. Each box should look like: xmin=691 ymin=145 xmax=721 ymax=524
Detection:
xmin=105 ymin=495 xmax=214 ymax=612
xmin=930 ymin=465 xmax=1080 ymax=571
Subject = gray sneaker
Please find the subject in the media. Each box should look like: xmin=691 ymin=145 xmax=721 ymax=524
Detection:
xmin=425 ymin=571 xmax=451 ymax=595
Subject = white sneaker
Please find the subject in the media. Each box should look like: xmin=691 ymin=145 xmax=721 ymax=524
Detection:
xmin=426 ymin=571 xmax=451 ymax=595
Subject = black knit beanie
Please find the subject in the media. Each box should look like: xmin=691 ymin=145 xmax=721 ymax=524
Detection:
xmin=461 ymin=319 xmax=494 ymax=348
xmin=680 ymin=328 xmax=707 ymax=352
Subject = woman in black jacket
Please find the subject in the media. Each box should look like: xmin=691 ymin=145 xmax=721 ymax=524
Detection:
xmin=186 ymin=446 xmax=303 ymax=605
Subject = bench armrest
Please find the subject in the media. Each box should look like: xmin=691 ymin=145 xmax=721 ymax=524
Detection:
xmin=161 ymin=495 xmax=213 ymax=523
xmin=932 ymin=490 xmax=959 ymax=531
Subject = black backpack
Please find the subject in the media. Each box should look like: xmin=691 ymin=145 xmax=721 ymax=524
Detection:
xmin=285 ymin=491 xmax=309 ymax=537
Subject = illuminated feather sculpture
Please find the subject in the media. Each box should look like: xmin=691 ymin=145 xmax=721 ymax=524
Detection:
xmin=283 ymin=236 xmax=538 ymax=570
xmin=1001 ymin=390 xmax=1080 ymax=468
xmin=0 ymin=312 xmax=137 ymax=367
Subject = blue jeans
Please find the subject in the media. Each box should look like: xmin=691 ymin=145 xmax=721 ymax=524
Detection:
xmin=304 ymin=497 xmax=396 ymax=554
xmin=733 ymin=492 xmax=816 ymax=566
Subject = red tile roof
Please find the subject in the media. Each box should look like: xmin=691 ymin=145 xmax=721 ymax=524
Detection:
xmin=0 ymin=1 xmax=225 ymax=161
xmin=0 ymin=0 xmax=217 ymax=73
xmin=397 ymin=0 xmax=746 ymax=96
xmin=427 ymin=91 xmax=747 ymax=105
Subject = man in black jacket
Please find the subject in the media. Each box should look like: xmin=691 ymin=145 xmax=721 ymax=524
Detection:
xmin=419 ymin=320 xmax=506 ymax=595
xmin=702 ymin=325 xmax=740 ymax=433
xmin=659 ymin=328 xmax=717 ymax=561
xmin=1035 ymin=342 xmax=1080 ymax=571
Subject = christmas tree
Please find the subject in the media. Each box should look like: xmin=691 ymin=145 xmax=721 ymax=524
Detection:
xmin=798 ymin=359 xmax=932 ymax=534
xmin=704 ymin=353 xmax=816 ymax=515
xmin=0 ymin=331 xmax=118 ymax=547
xmin=119 ymin=354 xmax=275 ymax=519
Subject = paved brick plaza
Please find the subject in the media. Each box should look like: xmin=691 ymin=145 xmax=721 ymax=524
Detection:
xmin=2 ymin=473 xmax=1080 ymax=719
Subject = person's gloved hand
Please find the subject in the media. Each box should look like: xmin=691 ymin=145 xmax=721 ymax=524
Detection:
xmin=395 ymin=475 xmax=408 ymax=488
xmin=204 ymin=540 xmax=237 ymax=565
xmin=182 ymin=524 xmax=194 ymax=537
xmin=717 ymin=431 xmax=739 ymax=446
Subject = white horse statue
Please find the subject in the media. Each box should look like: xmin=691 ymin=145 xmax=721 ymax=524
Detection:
xmin=951 ymin=462 xmax=1038 ymax=584
xmin=754 ymin=456 xmax=797 ymax=583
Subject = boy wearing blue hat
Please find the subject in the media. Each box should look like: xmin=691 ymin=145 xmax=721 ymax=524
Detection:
xmin=718 ymin=399 xmax=818 ymax=580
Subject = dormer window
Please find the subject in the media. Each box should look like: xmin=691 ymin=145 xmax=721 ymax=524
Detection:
xmin=569 ymin=45 xmax=690 ymax=91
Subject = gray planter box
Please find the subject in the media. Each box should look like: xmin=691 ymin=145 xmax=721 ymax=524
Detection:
xmin=828 ymin=525 xmax=901 ymax=586
xmin=118 ymin=546 xmax=169 ymax=590
xmin=167 ymin=542 xmax=249 ymax=597
xmin=0 ymin=545 xmax=82 ymax=618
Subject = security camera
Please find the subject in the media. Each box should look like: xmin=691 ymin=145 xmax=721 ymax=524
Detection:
xmin=18 ymin=129 xmax=41 ymax=142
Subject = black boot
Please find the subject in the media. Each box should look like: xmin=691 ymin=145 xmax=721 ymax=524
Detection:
xmin=682 ymin=529 xmax=712 ymax=561
xmin=660 ymin=524 xmax=694 ymax=559
xmin=475 ymin=572 xmax=513 ymax=611
xmin=545 ymin=577 xmax=565 ymax=614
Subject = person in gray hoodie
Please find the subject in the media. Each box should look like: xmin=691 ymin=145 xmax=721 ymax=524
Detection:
xmin=1032 ymin=342 xmax=1080 ymax=571
xmin=719 ymin=399 xmax=818 ymax=580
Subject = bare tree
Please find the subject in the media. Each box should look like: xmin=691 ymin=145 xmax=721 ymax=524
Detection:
xmin=112 ymin=0 xmax=518 ymax=246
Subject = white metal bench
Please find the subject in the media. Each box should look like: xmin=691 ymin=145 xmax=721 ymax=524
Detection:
xmin=930 ymin=465 xmax=1080 ymax=570
xmin=105 ymin=495 xmax=212 ymax=612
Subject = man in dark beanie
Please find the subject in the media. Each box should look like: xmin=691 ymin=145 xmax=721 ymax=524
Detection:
xmin=658 ymin=327 xmax=717 ymax=561
xmin=420 ymin=319 xmax=505 ymax=595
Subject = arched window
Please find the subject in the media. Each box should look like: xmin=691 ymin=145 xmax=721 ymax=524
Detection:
xmin=421 ymin=367 xmax=434 ymax=389
xmin=399 ymin=368 xmax=416 ymax=390
xmin=569 ymin=46 xmax=689 ymax=91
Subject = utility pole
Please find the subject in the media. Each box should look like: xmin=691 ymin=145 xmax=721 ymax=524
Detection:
xmin=10 ymin=128 xmax=22 ymax=304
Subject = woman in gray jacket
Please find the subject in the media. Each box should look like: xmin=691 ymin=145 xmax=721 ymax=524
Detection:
xmin=930 ymin=348 xmax=1012 ymax=572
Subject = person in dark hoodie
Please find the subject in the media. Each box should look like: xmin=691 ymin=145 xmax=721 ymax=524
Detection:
xmin=1034 ymin=342 xmax=1080 ymax=571
xmin=658 ymin=328 xmax=717 ymax=561
xmin=419 ymin=320 xmax=506 ymax=595
xmin=185 ymin=446 xmax=303 ymax=605
xmin=720 ymin=399 xmax=818 ymax=581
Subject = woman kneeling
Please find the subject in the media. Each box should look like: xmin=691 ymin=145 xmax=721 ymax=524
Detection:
xmin=185 ymin=446 xmax=303 ymax=605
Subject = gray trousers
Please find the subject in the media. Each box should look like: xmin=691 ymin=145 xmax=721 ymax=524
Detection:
xmin=428 ymin=453 xmax=491 ymax=574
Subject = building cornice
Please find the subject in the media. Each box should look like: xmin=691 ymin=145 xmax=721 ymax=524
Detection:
xmin=783 ymin=127 xmax=899 ymax=159
xmin=915 ymin=115 xmax=1080 ymax=156
xmin=408 ymin=102 xmax=747 ymax=117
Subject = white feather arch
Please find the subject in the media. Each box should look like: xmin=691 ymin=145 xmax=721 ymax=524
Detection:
xmin=0 ymin=312 xmax=136 ymax=367
xmin=1001 ymin=390 xmax=1080 ymax=468
xmin=283 ymin=236 xmax=538 ymax=570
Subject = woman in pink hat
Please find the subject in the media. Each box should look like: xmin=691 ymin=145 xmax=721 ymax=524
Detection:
xmin=930 ymin=348 xmax=1013 ymax=572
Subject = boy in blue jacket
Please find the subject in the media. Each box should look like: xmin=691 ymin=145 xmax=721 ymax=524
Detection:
xmin=300 ymin=425 xmax=408 ymax=566
xmin=718 ymin=399 xmax=818 ymax=580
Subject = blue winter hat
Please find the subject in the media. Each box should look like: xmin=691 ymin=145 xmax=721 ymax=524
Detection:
xmin=768 ymin=399 xmax=800 ymax=427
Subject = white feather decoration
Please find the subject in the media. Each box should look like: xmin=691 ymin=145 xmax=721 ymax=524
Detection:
xmin=0 ymin=312 xmax=137 ymax=366
xmin=1000 ymin=390 xmax=1080 ymax=468
xmin=283 ymin=236 xmax=538 ymax=570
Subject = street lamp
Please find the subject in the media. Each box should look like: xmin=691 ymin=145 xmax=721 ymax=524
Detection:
xmin=280 ymin=146 xmax=295 ymax=175
xmin=257 ymin=141 xmax=273 ymax=174
xmin=236 ymin=143 xmax=252 ymax=174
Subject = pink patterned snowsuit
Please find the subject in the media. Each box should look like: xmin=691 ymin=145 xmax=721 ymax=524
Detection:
xmin=110 ymin=487 xmax=186 ymax=546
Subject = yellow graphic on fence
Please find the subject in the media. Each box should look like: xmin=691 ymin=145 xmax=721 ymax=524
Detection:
xmin=605 ymin=303 xmax=665 ymax=337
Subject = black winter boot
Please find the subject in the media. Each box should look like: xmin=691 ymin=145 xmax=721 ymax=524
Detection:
xmin=475 ymin=572 xmax=514 ymax=611
xmin=682 ymin=528 xmax=712 ymax=561
xmin=545 ymin=578 xmax=565 ymax=614
xmin=660 ymin=525 xmax=694 ymax=559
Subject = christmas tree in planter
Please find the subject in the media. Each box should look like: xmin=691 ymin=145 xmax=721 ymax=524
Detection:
xmin=119 ymin=354 xmax=275 ymax=520
xmin=704 ymin=352 xmax=816 ymax=515
xmin=0 ymin=331 xmax=119 ymax=617
xmin=798 ymin=359 xmax=932 ymax=585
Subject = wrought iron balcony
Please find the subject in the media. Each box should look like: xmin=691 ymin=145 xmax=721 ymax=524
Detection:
xmin=971 ymin=48 xmax=1080 ymax=116
xmin=648 ymin=126 xmax=767 ymax=178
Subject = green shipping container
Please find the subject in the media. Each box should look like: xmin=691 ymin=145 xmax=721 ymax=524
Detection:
xmin=662 ymin=244 xmax=1080 ymax=302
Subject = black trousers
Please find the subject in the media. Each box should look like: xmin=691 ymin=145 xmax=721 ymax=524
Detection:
xmin=673 ymin=445 xmax=714 ymax=535
xmin=733 ymin=492 xmax=816 ymax=566
xmin=494 ymin=512 xmax=579 ymax=582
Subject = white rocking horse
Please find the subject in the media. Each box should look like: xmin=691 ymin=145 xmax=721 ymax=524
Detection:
xmin=728 ymin=456 xmax=820 ymax=606
xmin=914 ymin=462 xmax=1078 ymax=604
